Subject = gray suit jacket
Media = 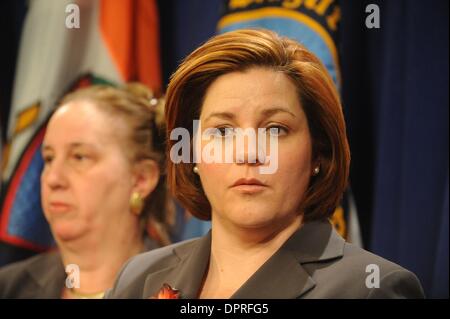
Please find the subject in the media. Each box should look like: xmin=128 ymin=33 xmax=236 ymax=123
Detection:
xmin=106 ymin=221 xmax=425 ymax=299
xmin=0 ymin=236 xmax=160 ymax=298
xmin=0 ymin=252 xmax=65 ymax=298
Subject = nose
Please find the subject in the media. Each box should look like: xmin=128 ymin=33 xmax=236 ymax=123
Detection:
xmin=235 ymin=130 xmax=267 ymax=165
xmin=41 ymin=158 xmax=69 ymax=190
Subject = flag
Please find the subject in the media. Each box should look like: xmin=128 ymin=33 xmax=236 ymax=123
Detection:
xmin=218 ymin=0 xmax=341 ymax=87
xmin=216 ymin=0 xmax=363 ymax=246
xmin=0 ymin=0 xmax=161 ymax=266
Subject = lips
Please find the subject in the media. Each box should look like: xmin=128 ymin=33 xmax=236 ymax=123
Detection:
xmin=48 ymin=201 xmax=72 ymax=213
xmin=232 ymin=178 xmax=266 ymax=187
xmin=231 ymin=178 xmax=268 ymax=193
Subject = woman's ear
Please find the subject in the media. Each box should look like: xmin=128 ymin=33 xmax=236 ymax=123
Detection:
xmin=132 ymin=159 xmax=160 ymax=198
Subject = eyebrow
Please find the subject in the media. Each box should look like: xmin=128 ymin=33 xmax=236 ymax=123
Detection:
xmin=261 ymin=107 xmax=297 ymax=119
xmin=42 ymin=142 xmax=96 ymax=151
xmin=203 ymin=107 xmax=297 ymax=122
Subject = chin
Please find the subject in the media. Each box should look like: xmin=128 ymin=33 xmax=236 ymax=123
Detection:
xmin=227 ymin=206 xmax=279 ymax=229
xmin=51 ymin=222 xmax=86 ymax=242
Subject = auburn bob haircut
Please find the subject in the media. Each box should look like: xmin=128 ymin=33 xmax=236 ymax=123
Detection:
xmin=165 ymin=29 xmax=350 ymax=222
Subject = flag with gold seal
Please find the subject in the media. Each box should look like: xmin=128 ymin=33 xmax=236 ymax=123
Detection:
xmin=217 ymin=0 xmax=362 ymax=246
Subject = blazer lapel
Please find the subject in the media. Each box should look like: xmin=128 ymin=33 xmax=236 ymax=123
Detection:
xmin=231 ymin=244 xmax=316 ymax=299
xmin=28 ymin=252 xmax=66 ymax=298
xmin=142 ymin=221 xmax=345 ymax=299
xmin=142 ymin=232 xmax=212 ymax=299
xmin=231 ymin=221 xmax=345 ymax=299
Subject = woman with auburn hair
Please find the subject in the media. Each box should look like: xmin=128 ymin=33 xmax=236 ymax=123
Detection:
xmin=0 ymin=84 xmax=174 ymax=298
xmin=107 ymin=29 xmax=424 ymax=299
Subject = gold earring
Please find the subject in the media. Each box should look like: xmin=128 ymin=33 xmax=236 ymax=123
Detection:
xmin=313 ymin=166 xmax=320 ymax=176
xmin=193 ymin=166 xmax=199 ymax=174
xmin=130 ymin=192 xmax=144 ymax=215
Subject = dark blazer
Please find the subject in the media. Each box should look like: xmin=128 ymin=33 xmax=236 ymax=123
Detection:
xmin=0 ymin=237 xmax=160 ymax=298
xmin=0 ymin=252 xmax=65 ymax=298
xmin=106 ymin=221 xmax=425 ymax=299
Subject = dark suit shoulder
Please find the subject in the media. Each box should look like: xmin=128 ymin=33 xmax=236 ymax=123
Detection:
xmin=106 ymin=238 xmax=198 ymax=298
xmin=303 ymin=242 xmax=425 ymax=298
xmin=347 ymin=243 xmax=424 ymax=298
xmin=342 ymin=242 xmax=406 ymax=272
xmin=0 ymin=252 xmax=61 ymax=298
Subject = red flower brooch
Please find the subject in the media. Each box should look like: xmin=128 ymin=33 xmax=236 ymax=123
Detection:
xmin=152 ymin=283 xmax=180 ymax=299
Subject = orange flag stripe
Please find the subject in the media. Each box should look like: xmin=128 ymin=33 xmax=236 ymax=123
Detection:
xmin=100 ymin=0 xmax=162 ymax=92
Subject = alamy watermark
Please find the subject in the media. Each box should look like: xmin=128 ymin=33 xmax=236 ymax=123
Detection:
xmin=65 ymin=263 xmax=80 ymax=289
xmin=65 ymin=4 xmax=80 ymax=29
xmin=365 ymin=4 xmax=380 ymax=29
xmin=365 ymin=264 xmax=380 ymax=288
xmin=170 ymin=120 xmax=279 ymax=174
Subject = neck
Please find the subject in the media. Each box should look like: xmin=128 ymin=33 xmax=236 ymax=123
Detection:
xmin=200 ymin=214 xmax=302 ymax=298
xmin=211 ymin=213 xmax=303 ymax=254
xmin=58 ymin=226 xmax=144 ymax=295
